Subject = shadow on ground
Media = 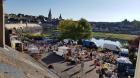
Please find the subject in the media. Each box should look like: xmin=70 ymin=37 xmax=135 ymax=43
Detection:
xmin=85 ymin=67 xmax=96 ymax=74
xmin=69 ymin=70 xmax=80 ymax=77
xmin=61 ymin=66 xmax=75 ymax=73
xmin=42 ymin=52 xmax=64 ymax=64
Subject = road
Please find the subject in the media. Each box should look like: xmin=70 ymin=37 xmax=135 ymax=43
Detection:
xmin=42 ymin=52 xmax=100 ymax=78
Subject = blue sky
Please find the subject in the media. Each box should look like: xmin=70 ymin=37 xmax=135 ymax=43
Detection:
xmin=5 ymin=0 xmax=140 ymax=22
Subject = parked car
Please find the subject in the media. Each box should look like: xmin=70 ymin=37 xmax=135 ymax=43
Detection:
xmin=83 ymin=40 xmax=97 ymax=49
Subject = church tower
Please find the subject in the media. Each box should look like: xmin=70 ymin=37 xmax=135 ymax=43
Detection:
xmin=59 ymin=14 xmax=62 ymax=20
xmin=48 ymin=9 xmax=52 ymax=21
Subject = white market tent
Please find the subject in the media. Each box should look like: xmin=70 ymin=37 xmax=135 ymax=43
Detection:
xmin=11 ymin=40 xmax=22 ymax=44
xmin=56 ymin=46 xmax=70 ymax=56
xmin=28 ymin=45 xmax=39 ymax=53
xmin=117 ymin=57 xmax=132 ymax=64
xmin=103 ymin=43 xmax=121 ymax=52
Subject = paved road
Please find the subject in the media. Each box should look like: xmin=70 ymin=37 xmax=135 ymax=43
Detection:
xmin=42 ymin=52 xmax=100 ymax=78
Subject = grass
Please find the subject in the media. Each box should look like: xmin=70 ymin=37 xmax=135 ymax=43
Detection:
xmin=92 ymin=32 xmax=138 ymax=41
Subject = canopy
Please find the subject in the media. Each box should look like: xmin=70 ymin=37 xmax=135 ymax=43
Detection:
xmin=121 ymin=48 xmax=128 ymax=53
xmin=58 ymin=46 xmax=69 ymax=50
xmin=28 ymin=46 xmax=39 ymax=53
xmin=11 ymin=40 xmax=22 ymax=43
xmin=56 ymin=46 xmax=70 ymax=56
xmin=117 ymin=57 xmax=132 ymax=64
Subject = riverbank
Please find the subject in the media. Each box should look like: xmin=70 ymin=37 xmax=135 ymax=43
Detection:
xmin=92 ymin=32 xmax=138 ymax=41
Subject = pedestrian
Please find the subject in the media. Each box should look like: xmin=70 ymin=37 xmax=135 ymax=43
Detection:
xmin=99 ymin=68 xmax=104 ymax=78
xmin=80 ymin=60 xmax=84 ymax=76
xmin=94 ymin=59 xmax=97 ymax=68
xmin=90 ymin=52 xmax=93 ymax=60
xmin=128 ymin=76 xmax=131 ymax=78
xmin=111 ymin=72 xmax=118 ymax=78
xmin=107 ymin=71 xmax=112 ymax=78
xmin=101 ymin=68 xmax=105 ymax=75
xmin=48 ymin=64 xmax=54 ymax=69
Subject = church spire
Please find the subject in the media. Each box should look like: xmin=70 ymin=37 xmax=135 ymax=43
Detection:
xmin=59 ymin=14 xmax=62 ymax=20
xmin=48 ymin=9 xmax=52 ymax=21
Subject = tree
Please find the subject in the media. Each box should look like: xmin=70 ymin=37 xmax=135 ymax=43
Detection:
xmin=78 ymin=18 xmax=93 ymax=39
xmin=58 ymin=18 xmax=92 ymax=41
xmin=132 ymin=20 xmax=140 ymax=27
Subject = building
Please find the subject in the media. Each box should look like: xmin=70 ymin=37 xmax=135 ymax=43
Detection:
xmin=5 ymin=11 xmax=140 ymax=35
xmin=90 ymin=20 xmax=140 ymax=35
xmin=0 ymin=1 xmax=60 ymax=78
xmin=41 ymin=9 xmax=64 ymax=35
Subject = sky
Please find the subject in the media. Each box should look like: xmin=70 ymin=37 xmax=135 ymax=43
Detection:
xmin=5 ymin=0 xmax=140 ymax=22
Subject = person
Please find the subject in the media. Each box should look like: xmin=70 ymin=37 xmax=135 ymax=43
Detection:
xmin=90 ymin=52 xmax=93 ymax=60
xmin=108 ymin=71 xmax=112 ymax=78
xmin=48 ymin=64 xmax=54 ymax=69
xmin=71 ymin=58 xmax=76 ymax=65
xmin=111 ymin=72 xmax=118 ymax=78
xmin=94 ymin=59 xmax=97 ymax=68
xmin=81 ymin=61 xmax=84 ymax=74
xmin=128 ymin=76 xmax=131 ymax=78
xmin=101 ymin=68 xmax=105 ymax=76
xmin=99 ymin=68 xmax=104 ymax=78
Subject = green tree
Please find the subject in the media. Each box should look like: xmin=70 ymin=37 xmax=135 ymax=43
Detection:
xmin=132 ymin=20 xmax=140 ymax=27
xmin=59 ymin=18 xmax=92 ymax=41
xmin=78 ymin=18 xmax=93 ymax=39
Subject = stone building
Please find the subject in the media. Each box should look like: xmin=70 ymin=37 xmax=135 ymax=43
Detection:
xmin=41 ymin=9 xmax=63 ymax=36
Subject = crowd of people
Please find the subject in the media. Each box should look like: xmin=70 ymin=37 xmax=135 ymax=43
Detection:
xmin=23 ymin=39 xmax=131 ymax=78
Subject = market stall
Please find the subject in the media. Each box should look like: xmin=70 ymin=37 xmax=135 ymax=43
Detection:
xmin=28 ymin=45 xmax=42 ymax=60
xmin=117 ymin=57 xmax=132 ymax=73
xmin=56 ymin=46 xmax=70 ymax=56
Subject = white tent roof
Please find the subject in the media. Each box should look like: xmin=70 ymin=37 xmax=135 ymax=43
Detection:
xmin=58 ymin=46 xmax=69 ymax=50
xmin=121 ymin=48 xmax=129 ymax=53
xmin=11 ymin=40 xmax=22 ymax=43
xmin=28 ymin=46 xmax=39 ymax=53
xmin=117 ymin=57 xmax=132 ymax=64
